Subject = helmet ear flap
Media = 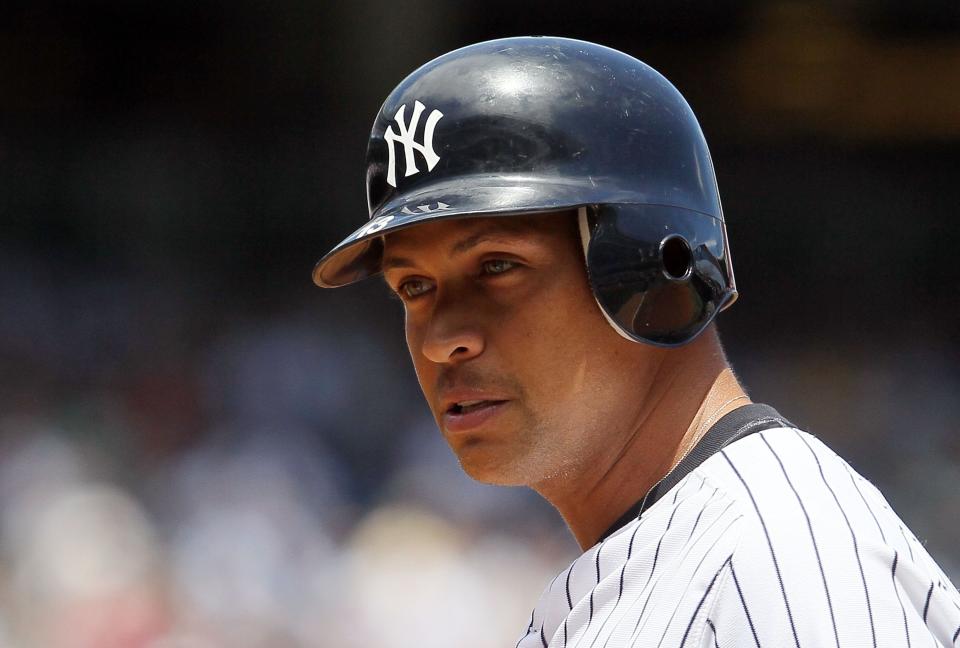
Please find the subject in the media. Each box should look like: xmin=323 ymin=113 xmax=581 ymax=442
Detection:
xmin=580 ymin=204 xmax=736 ymax=347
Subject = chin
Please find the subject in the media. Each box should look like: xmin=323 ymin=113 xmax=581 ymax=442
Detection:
xmin=452 ymin=443 xmax=530 ymax=486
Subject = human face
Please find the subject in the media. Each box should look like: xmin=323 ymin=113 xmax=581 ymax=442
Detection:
xmin=381 ymin=211 xmax=662 ymax=487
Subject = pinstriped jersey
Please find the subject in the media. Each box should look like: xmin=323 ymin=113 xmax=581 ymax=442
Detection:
xmin=515 ymin=425 xmax=960 ymax=647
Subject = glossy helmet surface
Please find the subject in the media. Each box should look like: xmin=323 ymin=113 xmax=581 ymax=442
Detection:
xmin=312 ymin=36 xmax=737 ymax=346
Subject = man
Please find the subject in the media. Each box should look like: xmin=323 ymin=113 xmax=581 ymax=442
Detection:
xmin=313 ymin=37 xmax=960 ymax=646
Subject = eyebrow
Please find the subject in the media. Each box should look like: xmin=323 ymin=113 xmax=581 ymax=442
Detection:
xmin=381 ymin=256 xmax=418 ymax=271
xmin=381 ymin=224 xmax=536 ymax=272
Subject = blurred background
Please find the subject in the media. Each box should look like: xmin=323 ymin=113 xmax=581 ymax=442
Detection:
xmin=1 ymin=1 xmax=959 ymax=646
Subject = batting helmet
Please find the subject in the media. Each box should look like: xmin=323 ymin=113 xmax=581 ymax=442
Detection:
xmin=312 ymin=36 xmax=737 ymax=346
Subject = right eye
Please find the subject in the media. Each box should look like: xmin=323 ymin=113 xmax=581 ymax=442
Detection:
xmin=398 ymin=278 xmax=434 ymax=299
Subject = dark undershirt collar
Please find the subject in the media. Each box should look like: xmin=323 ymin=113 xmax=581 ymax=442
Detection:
xmin=596 ymin=402 xmax=793 ymax=543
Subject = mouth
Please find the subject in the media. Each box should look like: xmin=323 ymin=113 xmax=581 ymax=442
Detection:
xmin=447 ymin=399 xmax=506 ymax=415
xmin=442 ymin=399 xmax=509 ymax=433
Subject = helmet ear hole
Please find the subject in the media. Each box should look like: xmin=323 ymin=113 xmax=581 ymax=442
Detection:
xmin=660 ymin=235 xmax=692 ymax=280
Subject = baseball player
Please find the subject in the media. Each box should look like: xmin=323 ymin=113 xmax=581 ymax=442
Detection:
xmin=312 ymin=37 xmax=960 ymax=646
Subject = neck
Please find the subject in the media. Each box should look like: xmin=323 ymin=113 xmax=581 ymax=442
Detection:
xmin=533 ymin=328 xmax=750 ymax=550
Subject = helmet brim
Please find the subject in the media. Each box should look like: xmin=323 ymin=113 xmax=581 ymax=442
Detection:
xmin=312 ymin=175 xmax=653 ymax=288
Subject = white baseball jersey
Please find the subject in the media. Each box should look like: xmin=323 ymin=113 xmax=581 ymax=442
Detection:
xmin=516 ymin=404 xmax=960 ymax=648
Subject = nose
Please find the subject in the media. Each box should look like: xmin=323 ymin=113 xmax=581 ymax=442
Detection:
xmin=420 ymin=291 xmax=485 ymax=364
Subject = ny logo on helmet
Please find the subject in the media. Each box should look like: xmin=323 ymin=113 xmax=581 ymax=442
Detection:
xmin=384 ymin=100 xmax=444 ymax=188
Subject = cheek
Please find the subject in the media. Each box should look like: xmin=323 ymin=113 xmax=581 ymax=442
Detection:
xmin=504 ymin=272 xmax=608 ymax=397
xmin=403 ymin=313 xmax=418 ymax=357
xmin=404 ymin=316 xmax=434 ymax=394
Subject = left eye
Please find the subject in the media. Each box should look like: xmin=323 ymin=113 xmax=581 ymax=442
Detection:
xmin=481 ymin=259 xmax=517 ymax=275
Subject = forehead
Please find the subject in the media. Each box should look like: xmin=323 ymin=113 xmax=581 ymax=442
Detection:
xmin=382 ymin=211 xmax=575 ymax=257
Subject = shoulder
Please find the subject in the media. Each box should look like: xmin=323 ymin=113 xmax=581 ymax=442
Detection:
xmin=695 ymin=426 xmax=921 ymax=562
xmin=697 ymin=426 xmax=960 ymax=648
xmin=695 ymin=425 xmax=924 ymax=583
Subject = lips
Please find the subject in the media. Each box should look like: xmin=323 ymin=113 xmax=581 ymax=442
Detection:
xmin=439 ymin=391 xmax=511 ymax=434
